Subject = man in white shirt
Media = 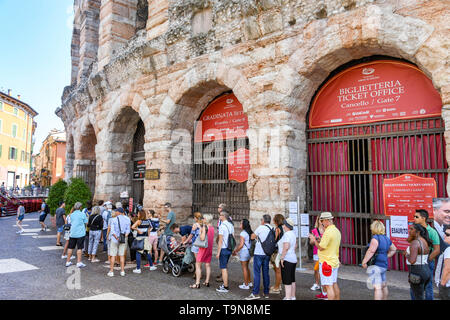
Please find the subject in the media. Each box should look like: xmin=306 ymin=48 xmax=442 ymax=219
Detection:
xmin=216 ymin=210 xmax=234 ymax=293
xmin=107 ymin=208 xmax=131 ymax=277
xmin=246 ymin=214 xmax=273 ymax=300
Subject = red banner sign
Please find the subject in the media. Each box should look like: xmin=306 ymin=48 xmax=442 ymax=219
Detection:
xmin=309 ymin=60 xmax=442 ymax=128
xmin=194 ymin=93 xmax=249 ymax=143
xmin=227 ymin=148 xmax=250 ymax=183
xmin=383 ymin=174 xmax=437 ymax=250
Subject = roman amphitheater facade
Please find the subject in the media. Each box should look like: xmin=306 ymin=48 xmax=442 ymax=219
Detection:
xmin=57 ymin=0 xmax=449 ymax=232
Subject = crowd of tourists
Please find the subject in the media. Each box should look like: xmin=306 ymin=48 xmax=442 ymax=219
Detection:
xmin=16 ymin=197 xmax=450 ymax=300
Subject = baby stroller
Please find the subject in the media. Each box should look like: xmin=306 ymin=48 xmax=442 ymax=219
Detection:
xmin=160 ymin=235 xmax=195 ymax=277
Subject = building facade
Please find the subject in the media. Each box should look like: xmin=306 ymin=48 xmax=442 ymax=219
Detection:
xmin=0 ymin=90 xmax=38 ymax=188
xmin=57 ymin=0 xmax=449 ymax=267
xmin=32 ymin=129 xmax=66 ymax=187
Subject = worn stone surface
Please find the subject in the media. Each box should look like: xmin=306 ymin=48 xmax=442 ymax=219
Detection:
xmin=56 ymin=0 xmax=449 ymax=226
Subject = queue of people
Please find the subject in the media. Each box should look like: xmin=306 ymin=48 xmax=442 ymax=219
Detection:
xmin=19 ymin=195 xmax=450 ymax=301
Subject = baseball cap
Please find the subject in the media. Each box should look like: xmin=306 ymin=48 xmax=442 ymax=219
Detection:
xmin=115 ymin=207 xmax=125 ymax=214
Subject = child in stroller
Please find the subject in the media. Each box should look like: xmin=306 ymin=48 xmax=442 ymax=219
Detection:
xmin=160 ymin=224 xmax=195 ymax=277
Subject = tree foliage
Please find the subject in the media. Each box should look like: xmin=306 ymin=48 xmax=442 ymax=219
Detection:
xmin=64 ymin=177 xmax=92 ymax=212
xmin=47 ymin=179 xmax=68 ymax=216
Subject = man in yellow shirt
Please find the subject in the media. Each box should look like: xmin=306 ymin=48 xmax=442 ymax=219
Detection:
xmin=308 ymin=212 xmax=341 ymax=300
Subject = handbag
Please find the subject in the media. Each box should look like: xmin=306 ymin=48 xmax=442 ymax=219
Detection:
xmin=117 ymin=217 xmax=126 ymax=244
xmin=364 ymin=235 xmax=380 ymax=266
xmin=131 ymin=238 xmax=144 ymax=251
xmin=408 ymin=239 xmax=424 ymax=285
xmin=63 ymin=224 xmax=71 ymax=231
xmin=193 ymin=226 xmax=208 ymax=248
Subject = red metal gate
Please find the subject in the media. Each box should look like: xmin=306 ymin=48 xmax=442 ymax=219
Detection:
xmin=306 ymin=117 xmax=447 ymax=270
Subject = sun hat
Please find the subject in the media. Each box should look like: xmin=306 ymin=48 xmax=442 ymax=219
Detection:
xmin=319 ymin=212 xmax=334 ymax=220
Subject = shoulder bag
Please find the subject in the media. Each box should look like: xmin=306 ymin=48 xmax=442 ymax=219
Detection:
xmin=117 ymin=217 xmax=126 ymax=244
xmin=408 ymin=239 xmax=424 ymax=285
xmin=193 ymin=226 xmax=209 ymax=248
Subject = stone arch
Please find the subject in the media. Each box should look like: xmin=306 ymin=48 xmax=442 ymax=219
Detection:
xmin=267 ymin=4 xmax=449 ymax=214
xmin=73 ymin=115 xmax=98 ymax=198
xmin=145 ymin=62 xmax=257 ymax=221
xmin=95 ymin=103 xmax=146 ymax=202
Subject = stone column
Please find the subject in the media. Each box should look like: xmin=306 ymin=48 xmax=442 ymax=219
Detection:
xmin=98 ymin=0 xmax=138 ymax=70
xmin=146 ymin=0 xmax=168 ymax=41
xmin=71 ymin=1 xmax=81 ymax=86
xmin=77 ymin=0 xmax=101 ymax=84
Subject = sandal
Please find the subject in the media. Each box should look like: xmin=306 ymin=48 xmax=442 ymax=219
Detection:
xmin=190 ymin=283 xmax=201 ymax=289
xmin=202 ymin=282 xmax=210 ymax=287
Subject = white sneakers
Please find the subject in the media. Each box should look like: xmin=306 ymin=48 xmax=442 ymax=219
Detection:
xmin=239 ymin=284 xmax=250 ymax=290
xmin=77 ymin=262 xmax=86 ymax=268
xmin=149 ymin=266 xmax=157 ymax=271
xmin=133 ymin=269 xmax=142 ymax=274
xmin=108 ymin=271 xmax=125 ymax=277
xmin=245 ymin=293 xmax=260 ymax=300
xmin=65 ymin=262 xmax=72 ymax=267
xmin=91 ymin=258 xmax=100 ymax=263
xmin=310 ymin=283 xmax=321 ymax=291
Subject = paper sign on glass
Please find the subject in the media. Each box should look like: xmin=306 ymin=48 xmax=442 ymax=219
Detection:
xmin=300 ymin=214 xmax=309 ymax=226
xmin=390 ymin=216 xmax=408 ymax=238
xmin=289 ymin=202 xmax=298 ymax=214
xmin=289 ymin=214 xmax=298 ymax=226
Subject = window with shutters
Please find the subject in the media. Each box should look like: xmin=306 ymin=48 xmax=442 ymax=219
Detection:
xmin=12 ymin=124 xmax=17 ymax=137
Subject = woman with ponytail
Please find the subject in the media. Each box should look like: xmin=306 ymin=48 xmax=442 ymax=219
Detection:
xmin=401 ymin=223 xmax=432 ymax=300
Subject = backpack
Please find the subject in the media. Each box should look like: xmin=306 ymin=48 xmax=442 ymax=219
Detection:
xmin=224 ymin=222 xmax=236 ymax=251
xmin=259 ymin=225 xmax=277 ymax=256
xmin=44 ymin=203 xmax=50 ymax=214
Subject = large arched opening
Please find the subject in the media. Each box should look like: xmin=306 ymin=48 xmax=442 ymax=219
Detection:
xmin=305 ymin=56 xmax=445 ymax=270
xmin=75 ymin=122 xmax=97 ymax=196
xmin=193 ymin=92 xmax=250 ymax=220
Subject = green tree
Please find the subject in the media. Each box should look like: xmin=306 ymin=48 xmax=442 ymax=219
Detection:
xmin=64 ymin=177 xmax=92 ymax=213
xmin=47 ymin=179 xmax=68 ymax=216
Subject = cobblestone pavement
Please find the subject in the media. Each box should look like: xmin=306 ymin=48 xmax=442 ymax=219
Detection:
xmin=1 ymin=212 xmax=411 ymax=300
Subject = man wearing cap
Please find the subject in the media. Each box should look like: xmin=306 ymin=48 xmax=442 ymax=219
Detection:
xmin=308 ymin=212 xmax=341 ymax=300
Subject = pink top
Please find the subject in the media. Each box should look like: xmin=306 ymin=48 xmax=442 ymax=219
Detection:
xmin=196 ymin=226 xmax=215 ymax=263
xmin=312 ymin=228 xmax=321 ymax=256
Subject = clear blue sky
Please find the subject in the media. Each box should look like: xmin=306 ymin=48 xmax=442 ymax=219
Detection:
xmin=0 ymin=0 xmax=73 ymax=154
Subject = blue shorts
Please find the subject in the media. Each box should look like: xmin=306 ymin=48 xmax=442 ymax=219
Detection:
xmin=367 ymin=265 xmax=387 ymax=285
xmin=57 ymin=226 xmax=64 ymax=233
xmin=191 ymin=245 xmax=199 ymax=254
xmin=219 ymin=248 xmax=232 ymax=269
xmin=18 ymin=215 xmax=25 ymax=221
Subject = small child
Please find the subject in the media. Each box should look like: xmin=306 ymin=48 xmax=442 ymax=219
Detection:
xmin=166 ymin=223 xmax=181 ymax=250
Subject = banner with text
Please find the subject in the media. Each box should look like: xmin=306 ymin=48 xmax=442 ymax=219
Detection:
xmin=309 ymin=60 xmax=442 ymax=128
xmin=383 ymin=174 xmax=437 ymax=250
xmin=227 ymin=148 xmax=250 ymax=182
xmin=194 ymin=93 xmax=249 ymax=143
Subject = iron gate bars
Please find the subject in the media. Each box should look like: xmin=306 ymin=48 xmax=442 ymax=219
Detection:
xmin=192 ymin=137 xmax=250 ymax=221
xmin=75 ymin=163 xmax=96 ymax=196
xmin=306 ymin=117 xmax=447 ymax=270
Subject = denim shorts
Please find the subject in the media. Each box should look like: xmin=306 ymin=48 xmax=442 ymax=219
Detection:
xmin=57 ymin=226 xmax=64 ymax=233
xmin=239 ymin=249 xmax=250 ymax=262
xmin=191 ymin=245 xmax=199 ymax=254
xmin=367 ymin=265 xmax=387 ymax=285
xmin=219 ymin=248 xmax=232 ymax=269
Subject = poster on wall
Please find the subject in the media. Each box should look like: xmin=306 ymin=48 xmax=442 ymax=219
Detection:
xmin=309 ymin=60 xmax=442 ymax=128
xmin=383 ymin=174 xmax=436 ymax=221
xmin=383 ymin=174 xmax=437 ymax=250
xmin=194 ymin=93 xmax=249 ymax=143
xmin=227 ymin=148 xmax=250 ymax=182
